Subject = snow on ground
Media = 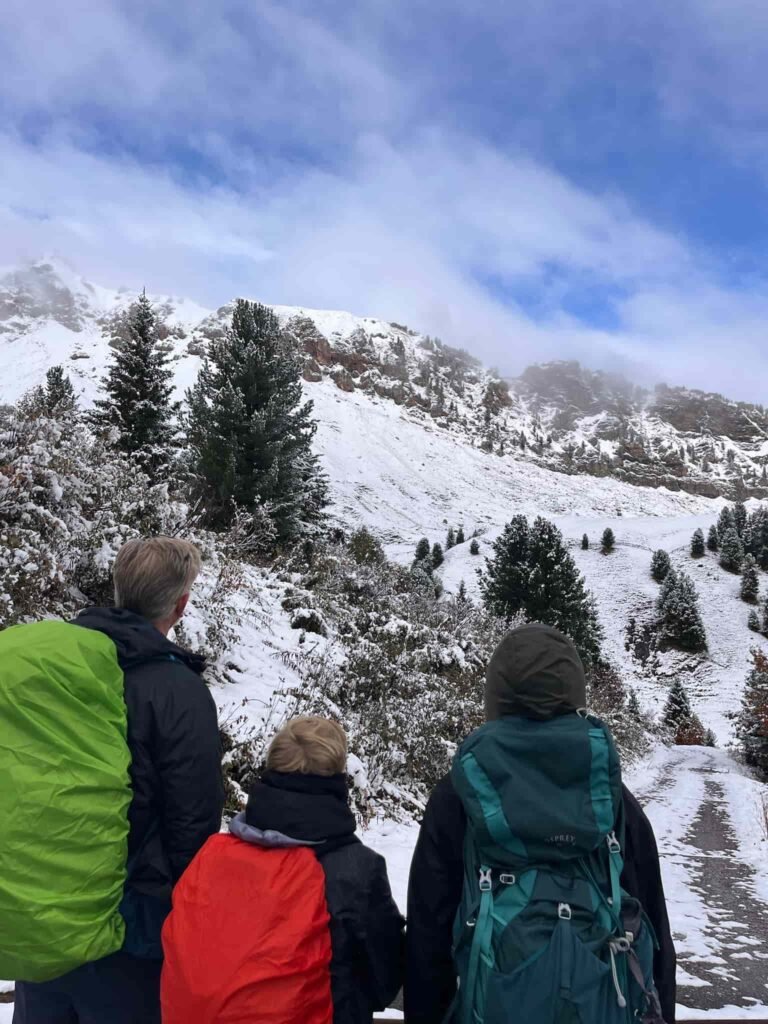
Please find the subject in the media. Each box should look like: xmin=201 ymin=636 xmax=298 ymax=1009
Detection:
xmin=312 ymin=379 xmax=717 ymax=547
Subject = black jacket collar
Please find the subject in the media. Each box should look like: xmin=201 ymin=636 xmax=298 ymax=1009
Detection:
xmin=245 ymin=771 xmax=358 ymax=853
xmin=74 ymin=607 xmax=205 ymax=674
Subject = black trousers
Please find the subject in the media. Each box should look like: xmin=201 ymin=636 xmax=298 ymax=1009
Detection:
xmin=13 ymin=952 xmax=161 ymax=1024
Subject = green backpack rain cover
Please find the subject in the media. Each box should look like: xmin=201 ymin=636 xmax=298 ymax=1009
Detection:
xmin=450 ymin=714 xmax=663 ymax=1024
xmin=0 ymin=621 xmax=132 ymax=982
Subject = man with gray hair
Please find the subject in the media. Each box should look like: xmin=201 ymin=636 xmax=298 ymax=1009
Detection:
xmin=13 ymin=537 xmax=224 ymax=1024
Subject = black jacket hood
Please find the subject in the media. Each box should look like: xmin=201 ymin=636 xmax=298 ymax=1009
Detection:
xmin=74 ymin=606 xmax=205 ymax=674
xmin=484 ymin=622 xmax=587 ymax=722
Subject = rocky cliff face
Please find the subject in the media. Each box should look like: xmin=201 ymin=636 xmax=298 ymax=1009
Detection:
xmin=2 ymin=260 xmax=766 ymax=499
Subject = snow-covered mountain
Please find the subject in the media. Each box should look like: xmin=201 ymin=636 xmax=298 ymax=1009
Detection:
xmin=3 ymin=259 xmax=767 ymax=503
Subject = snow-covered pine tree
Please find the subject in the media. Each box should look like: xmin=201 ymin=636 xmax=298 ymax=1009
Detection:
xmin=650 ymin=549 xmax=672 ymax=582
xmin=736 ymin=648 xmax=768 ymax=779
xmin=741 ymin=554 xmax=760 ymax=603
xmin=446 ymin=526 xmax=456 ymax=549
xmin=431 ymin=542 xmax=445 ymax=568
xmin=415 ymin=537 xmax=431 ymax=561
xmin=470 ymin=538 xmax=480 ymax=556
xmin=481 ymin=515 xmax=603 ymax=666
xmin=707 ymin=524 xmax=719 ymax=552
xmin=479 ymin=515 xmax=531 ymax=618
xmin=601 ymin=527 xmax=615 ymax=554
xmin=734 ymin=501 xmax=748 ymax=536
xmin=43 ymin=366 xmax=77 ymax=416
xmin=690 ymin=528 xmax=705 ymax=558
xmin=93 ymin=292 xmax=176 ymax=480
xmin=581 ymin=533 xmax=589 ymax=550
xmin=457 ymin=579 xmax=468 ymax=603
xmin=717 ymin=505 xmax=736 ymax=539
xmin=719 ymin=527 xmax=744 ymax=573
xmin=662 ymin=680 xmax=704 ymax=743
xmin=657 ymin=570 xmax=707 ymax=652
xmin=748 ymin=609 xmax=761 ymax=632
xmin=703 ymin=729 xmax=717 ymax=748
xmin=187 ymin=300 xmax=327 ymax=541
xmin=456 ymin=525 xmax=466 ymax=545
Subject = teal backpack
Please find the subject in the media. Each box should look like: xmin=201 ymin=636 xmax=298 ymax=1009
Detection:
xmin=449 ymin=713 xmax=664 ymax=1024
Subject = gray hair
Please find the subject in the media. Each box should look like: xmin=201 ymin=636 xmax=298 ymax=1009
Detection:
xmin=113 ymin=537 xmax=202 ymax=624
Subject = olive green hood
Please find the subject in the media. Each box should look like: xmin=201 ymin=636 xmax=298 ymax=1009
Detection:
xmin=484 ymin=622 xmax=587 ymax=721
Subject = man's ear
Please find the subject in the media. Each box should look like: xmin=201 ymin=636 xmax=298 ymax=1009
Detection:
xmin=174 ymin=593 xmax=191 ymax=621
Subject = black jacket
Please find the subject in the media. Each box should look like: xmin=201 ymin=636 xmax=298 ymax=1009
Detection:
xmin=405 ymin=775 xmax=676 ymax=1024
xmin=75 ymin=608 xmax=224 ymax=949
xmin=244 ymin=772 xmax=405 ymax=1024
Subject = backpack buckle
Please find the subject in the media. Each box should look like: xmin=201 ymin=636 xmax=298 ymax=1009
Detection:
xmin=558 ymin=903 xmax=572 ymax=920
xmin=607 ymin=831 xmax=621 ymax=855
xmin=479 ymin=868 xmax=493 ymax=892
xmin=500 ymin=873 xmax=516 ymax=886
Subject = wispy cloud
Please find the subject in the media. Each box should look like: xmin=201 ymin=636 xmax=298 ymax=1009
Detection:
xmin=2 ymin=0 xmax=768 ymax=399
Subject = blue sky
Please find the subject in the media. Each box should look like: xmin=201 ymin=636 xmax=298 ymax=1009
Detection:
xmin=2 ymin=0 xmax=768 ymax=397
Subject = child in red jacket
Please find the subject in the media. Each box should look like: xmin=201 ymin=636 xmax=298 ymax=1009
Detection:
xmin=161 ymin=716 xmax=404 ymax=1024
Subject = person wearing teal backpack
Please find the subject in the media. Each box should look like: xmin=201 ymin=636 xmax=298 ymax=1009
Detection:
xmin=405 ymin=623 xmax=676 ymax=1024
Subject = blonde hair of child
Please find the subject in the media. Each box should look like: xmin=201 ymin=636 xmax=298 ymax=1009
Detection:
xmin=266 ymin=716 xmax=348 ymax=776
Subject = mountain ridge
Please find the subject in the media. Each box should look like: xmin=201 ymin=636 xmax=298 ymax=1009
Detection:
xmin=2 ymin=259 xmax=766 ymax=500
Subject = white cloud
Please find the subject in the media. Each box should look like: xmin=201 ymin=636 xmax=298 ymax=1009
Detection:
xmin=3 ymin=0 xmax=768 ymax=400
xmin=3 ymin=126 xmax=768 ymax=400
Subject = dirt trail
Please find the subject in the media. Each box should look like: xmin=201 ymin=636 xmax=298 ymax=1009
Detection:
xmin=636 ymin=747 xmax=768 ymax=1014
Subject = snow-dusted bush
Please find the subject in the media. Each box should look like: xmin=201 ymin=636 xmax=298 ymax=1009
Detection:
xmin=0 ymin=394 xmax=175 ymax=624
xmin=587 ymin=663 xmax=650 ymax=765
xmin=286 ymin=540 xmax=507 ymax=819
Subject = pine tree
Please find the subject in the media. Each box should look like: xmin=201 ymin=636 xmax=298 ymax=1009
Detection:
xmin=187 ymin=300 xmax=327 ymax=540
xmin=707 ymin=525 xmax=719 ymax=552
xmin=457 ymin=579 xmax=468 ymax=603
xmin=456 ymin=525 xmax=466 ymax=545
xmin=601 ymin=527 xmax=615 ymax=554
xmin=581 ymin=534 xmax=589 ymax=551
xmin=480 ymin=515 xmax=603 ymax=665
xmin=741 ymin=554 xmax=760 ymax=603
xmin=736 ymin=648 xmax=768 ymax=779
xmin=446 ymin=526 xmax=456 ymax=550
xmin=650 ymin=549 xmax=671 ymax=583
xmin=690 ymin=528 xmax=705 ymax=559
xmin=415 ymin=537 xmax=431 ymax=562
xmin=717 ymin=506 xmax=736 ymax=539
xmin=431 ymin=542 xmax=445 ymax=568
xmin=663 ymin=680 xmax=693 ymax=738
xmin=93 ymin=292 xmax=176 ymax=479
xmin=662 ymin=680 xmax=705 ymax=743
xmin=762 ymin=596 xmax=768 ymax=636
xmin=748 ymin=609 xmax=761 ymax=632
xmin=657 ymin=570 xmax=707 ymax=652
xmin=470 ymin=538 xmax=480 ymax=556
xmin=734 ymin=501 xmax=748 ymax=536
xmin=43 ymin=366 xmax=77 ymax=416
xmin=719 ymin=528 xmax=744 ymax=573
xmin=703 ymin=729 xmax=717 ymax=748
